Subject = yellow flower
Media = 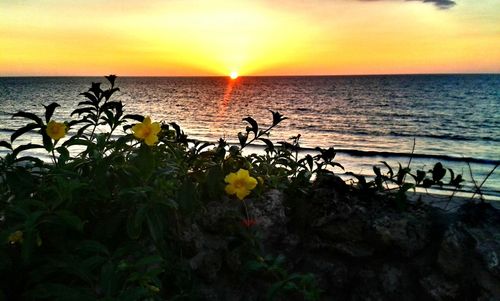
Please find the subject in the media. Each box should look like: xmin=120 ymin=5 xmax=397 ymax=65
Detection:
xmin=224 ymin=169 xmax=258 ymax=200
xmin=46 ymin=120 xmax=67 ymax=140
xmin=8 ymin=230 xmax=23 ymax=244
xmin=131 ymin=116 xmax=161 ymax=146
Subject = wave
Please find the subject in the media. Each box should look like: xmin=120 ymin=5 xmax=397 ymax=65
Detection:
xmin=306 ymin=128 xmax=500 ymax=143
xmin=389 ymin=131 xmax=500 ymax=142
xmin=296 ymin=147 xmax=500 ymax=165
xmin=0 ymin=128 xmax=15 ymax=134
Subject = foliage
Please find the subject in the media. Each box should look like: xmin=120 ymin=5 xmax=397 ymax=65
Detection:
xmin=0 ymin=75 xmax=472 ymax=300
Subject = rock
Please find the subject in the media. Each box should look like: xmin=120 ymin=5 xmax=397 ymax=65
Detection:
xmin=372 ymin=210 xmax=431 ymax=257
xmin=380 ymin=265 xmax=403 ymax=294
xmin=315 ymin=215 xmax=366 ymax=242
xmin=437 ymin=222 xmax=473 ymax=277
xmin=419 ymin=274 xmax=459 ymax=301
xmin=330 ymin=241 xmax=375 ymax=257
xmin=189 ymin=250 xmax=222 ymax=283
xmin=300 ymin=257 xmax=350 ymax=294
xmin=469 ymin=227 xmax=500 ymax=277
xmin=247 ymin=189 xmax=287 ymax=243
xmin=351 ymin=269 xmax=385 ymax=301
xmin=199 ymin=199 xmax=240 ymax=233
xmin=457 ymin=202 xmax=500 ymax=227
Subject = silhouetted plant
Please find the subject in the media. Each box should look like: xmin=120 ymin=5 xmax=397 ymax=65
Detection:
xmin=0 ymin=75 xmax=490 ymax=300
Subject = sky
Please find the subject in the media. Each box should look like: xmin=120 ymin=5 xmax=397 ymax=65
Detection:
xmin=1 ymin=0 xmax=499 ymax=76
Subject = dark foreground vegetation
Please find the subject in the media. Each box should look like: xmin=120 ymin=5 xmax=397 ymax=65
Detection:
xmin=0 ymin=76 xmax=498 ymax=300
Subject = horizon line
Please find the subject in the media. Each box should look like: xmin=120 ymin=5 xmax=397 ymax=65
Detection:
xmin=1 ymin=71 xmax=499 ymax=78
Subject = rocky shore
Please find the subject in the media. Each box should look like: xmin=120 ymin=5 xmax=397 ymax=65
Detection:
xmin=178 ymin=179 xmax=500 ymax=300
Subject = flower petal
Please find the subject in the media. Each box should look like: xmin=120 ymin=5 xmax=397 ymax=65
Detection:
xmin=132 ymin=123 xmax=145 ymax=139
xmin=224 ymin=172 xmax=237 ymax=184
xmin=225 ymin=184 xmax=236 ymax=195
xmin=151 ymin=122 xmax=161 ymax=135
xmin=235 ymin=188 xmax=250 ymax=200
xmin=237 ymin=169 xmax=250 ymax=178
xmin=145 ymin=134 xmax=158 ymax=146
xmin=245 ymin=177 xmax=258 ymax=190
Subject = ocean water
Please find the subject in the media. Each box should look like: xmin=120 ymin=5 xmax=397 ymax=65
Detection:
xmin=0 ymin=75 xmax=499 ymax=198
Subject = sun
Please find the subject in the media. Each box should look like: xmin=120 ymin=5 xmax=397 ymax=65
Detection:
xmin=230 ymin=71 xmax=239 ymax=79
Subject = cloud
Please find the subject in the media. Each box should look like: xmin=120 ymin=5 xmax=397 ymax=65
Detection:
xmin=360 ymin=0 xmax=457 ymax=9
xmin=415 ymin=0 xmax=456 ymax=9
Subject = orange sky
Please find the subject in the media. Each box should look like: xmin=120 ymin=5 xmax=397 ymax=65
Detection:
xmin=1 ymin=0 xmax=499 ymax=76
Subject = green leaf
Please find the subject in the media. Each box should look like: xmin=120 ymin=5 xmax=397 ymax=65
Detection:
xmin=123 ymin=114 xmax=144 ymax=122
xmin=43 ymin=102 xmax=60 ymax=123
xmin=302 ymin=154 xmax=314 ymax=170
xmin=62 ymin=137 xmax=93 ymax=148
xmin=127 ymin=206 xmax=147 ymax=240
xmin=55 ymin=210 xmax=84 ymax=232
xmin=380 ymin=161 xmax=394 ymax=179
xmin=56 ymin=146 xmax=70 ymax=164
xmin=238 ymin=132 xmax=248 ymax=147
xmin=400 ymin=182 xmax=415 ymax=193
xmin=450 ymin=174 xmax=464 ymax=187
xmin=14 ymin=156 xmax=44 ymax=165
xmin=11 ymin=143 xmax=44 ymax=158
xmin=71 ymin=107 xmax=95 ymax=117
xmin=11 ymin=123 xmax=40 ymax=142
xmin=243 ymin=116 xmax=258 ymax=136
xmin=101 ymin=101 xmax=122 ymax=112
xmin=79 ymin=91 xmax=98 ymax=104
xmin=448 ymin=168 xmax=455 ymax=183
xmin=42 ymin=130 xmax=53 ymax=151
xmin=77 ymin=100 xmax=95 ymax=107
xmin=76 ymin=123 xmax=94 ymax=136
xmin=415 ymin=170 xmax=426 ymax=184
xmin=177 ymin=178 xmax=199 ymax=215
xmin=77 ymin=240 xmax=110 ymax=256
xmin=396 ymin=164 xmax=410 ymax=185
xmin=100 ymin=261 xmax=118 ymax=297
xmin=102 ymin=87 xmax=120 ymax=100
xmin=0 ymin=140 xmax=12 ymax=150
xmin=259 ymin=138 xmax=274 ymax=152
xmin=328 ymin=161 xmax=344 ymax=171
xmin=146 ymin=210 xmax=165 ymax=243
xmin=12 ymin=111 xmax=43 ymax=126
xmin=270 ymin=110 xmax=287 ymax=126
xmin=135 ymin=255 xmax=163 ymax=268
xmin=118 ymin=288 xmax=150 ymax=301
xmin=105 ymin=74 xmax=117 ymax=87
xmin=422 ymin=178 xmax=434 ymax=188
xmin=268 ymin=280 xmax=287 ymax=300
xmin=432 ymin=162 xmax=446 ymax=182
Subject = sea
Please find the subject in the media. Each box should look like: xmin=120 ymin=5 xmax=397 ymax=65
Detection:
xmin=0 ymin=75 xmax=499 ymax=199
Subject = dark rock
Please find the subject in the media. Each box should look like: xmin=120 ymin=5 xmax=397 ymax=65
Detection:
xmin=330 ymin=241 xmax=375 ymax=257
xmin=300 ymin=257 xmax=350 ymax=294
xmin=380 ymin=265 xmax=403 ymax=294
xmin=189 ymin=250 xmax=222 ymax=282
xmin=437 ymin=222 xmax=473 ymax=277
xmin=371 ymin=210 xmax=431 ymax=256
xmin=469 ymin=227 xmax=500 ymax=277
xmin=247 ymin=189 xmax=287 ymax=243
xmin=458 ymin=202 xmax=500 ymax=227
xmin=182 ymin=185 xmax=500 ymax=300
xmin=420 ymin=274 xmax=459 ymax=301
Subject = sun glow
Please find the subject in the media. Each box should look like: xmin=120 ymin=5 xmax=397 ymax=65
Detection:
xmin=0 ymin=1 xmax=499 ymax=75
xmin=230 ymin=71 xmax=238 ymax=79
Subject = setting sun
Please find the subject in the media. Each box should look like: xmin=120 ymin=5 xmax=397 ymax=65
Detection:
xmin=230 ymin=71 xmax=238 ymax=79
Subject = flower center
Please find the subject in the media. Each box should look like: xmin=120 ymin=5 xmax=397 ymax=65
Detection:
xmin=143 ymin=127 xmax=152 ymax=136
xmin=234 ymin=179 xmax=246 ymax=189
